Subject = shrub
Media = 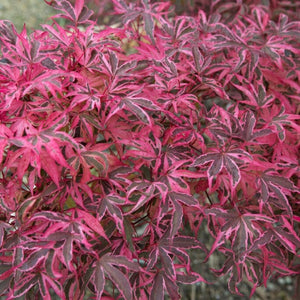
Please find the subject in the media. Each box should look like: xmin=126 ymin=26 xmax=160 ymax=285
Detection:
xmin=0 ymin=0 xmax=299 ymax=299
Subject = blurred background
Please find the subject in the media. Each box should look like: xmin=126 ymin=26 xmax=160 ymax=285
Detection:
xmin=0 ymin=0 xmax=56 ymax=31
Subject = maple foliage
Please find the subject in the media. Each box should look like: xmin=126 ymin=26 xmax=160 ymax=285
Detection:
xmin=0 ymin=0 xmax=299 ymax=299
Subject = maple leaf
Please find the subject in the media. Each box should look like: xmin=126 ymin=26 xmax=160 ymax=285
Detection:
xmin=262 ymin=105 xmax=300 ymax=142
xmin=94 ymin=254 xmax=139 ymax=300
xmin=98 ymin=194 xmax=124 ymax=232
xmin=256 ymin=170 xmax=297 ymax=216
xmin=112 ymin=0 xmax=169 ymax=44
xmin=192 ymin=148 xmax=252 ymax=189
xmin=121 ymin=95 xmax=159 ymax=126
xmin=205 ymin=208 xmax=274 ymax=262
xmin=148 ymin=235 xmax=207 ymax=299
xmin=47 ymin=0 xmax=94 ymax=25
xmin=231 ymin=77 xmax=275 ymax=108
xmin=207 ymin=106 xmax=272 ymax=144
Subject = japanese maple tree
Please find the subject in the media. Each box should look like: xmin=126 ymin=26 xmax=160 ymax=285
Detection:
xmin=0 ymin=0 xmax=299 ymax=299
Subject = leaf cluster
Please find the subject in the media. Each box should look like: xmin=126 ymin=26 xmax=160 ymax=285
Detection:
xmin=0 ymin=0 xmax=299 ymax=299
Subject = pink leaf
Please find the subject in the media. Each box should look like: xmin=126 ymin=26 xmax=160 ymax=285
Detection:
xmin=76 ymin=209 xmax=110 ymax=243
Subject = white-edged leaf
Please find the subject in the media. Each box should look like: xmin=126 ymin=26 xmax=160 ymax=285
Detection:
xmin=94 ymin=262 xmax=105 ymax=300
xmin=19 ymin=249 xmax=49 ymax=271
xmin=224 ymin=156 xmax=241 ymax=188
xmin=101 ymin=262 xmax=133 ymax=300
xmin=123 ymin=99 xmax=151 ymax=125
xmin=150 ymin=272 xmax=164 ymax=300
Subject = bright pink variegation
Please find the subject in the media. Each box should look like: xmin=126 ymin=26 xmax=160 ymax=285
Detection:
xmin=0 ymin=0 xmax=299 ymax=299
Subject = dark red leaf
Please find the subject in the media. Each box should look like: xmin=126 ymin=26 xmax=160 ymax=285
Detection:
xmin=159 ymin=247 xmax=175 ymax=279
xmin=170 ymin=200 xmax=183 ymax=237
xmin=19 ymin=249 xmax=49 ymax=272
xmin=94 ymin=262 xmax=105 ymax=300
xmin=143 ymin=13 xmax=155 ymax=43
xmin=63 ymin=236 xmax=73 ymax=268
xmin=14 ymin=276 xmax=38 ymax=297
xmin=164 ymin=274 xmax=180 ymax=299
xmin=168 ymin=191 xmax=198 ymax=206
xmin=101 ymin=262 xmax=133 ymax=300
xmin=150 ymin=272 xmax=164 ymax=300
